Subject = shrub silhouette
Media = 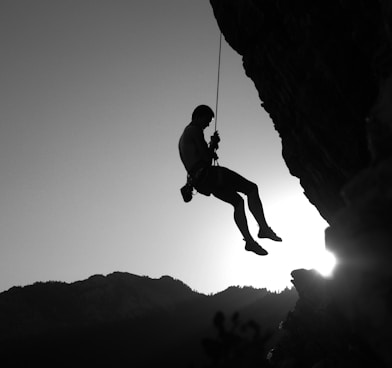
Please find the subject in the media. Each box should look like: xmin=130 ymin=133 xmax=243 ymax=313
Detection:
xmin=202 ymin=311 xmax=272 ymax=367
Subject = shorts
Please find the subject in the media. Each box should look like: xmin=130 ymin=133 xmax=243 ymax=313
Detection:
xmin=193 ymin=166 xmax=255 ymax=198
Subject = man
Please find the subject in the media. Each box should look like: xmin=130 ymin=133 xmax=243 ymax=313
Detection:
xmin=179 ymin=105 xmax=282 ymax=256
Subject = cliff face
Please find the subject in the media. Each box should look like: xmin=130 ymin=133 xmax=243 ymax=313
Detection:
xmin=210 ymin=1 xmax=392 ymax=367
xmin=210 ymin=0 xmax=392 ymax=221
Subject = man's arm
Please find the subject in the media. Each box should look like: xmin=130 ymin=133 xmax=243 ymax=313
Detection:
xmin=193 ymin=127 xmax=216 ymax=164
xmin=209 ymin=131 xmax=220 ymax=160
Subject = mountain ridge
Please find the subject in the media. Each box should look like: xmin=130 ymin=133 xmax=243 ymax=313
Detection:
xmin=0 ymin=271 xmax=297 ymax=367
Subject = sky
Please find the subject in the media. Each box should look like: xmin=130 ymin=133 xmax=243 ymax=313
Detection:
xmin=0 ymin=0 xmax=332 ymax=295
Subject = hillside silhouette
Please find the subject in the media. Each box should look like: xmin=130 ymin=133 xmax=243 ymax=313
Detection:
xmin=0 ymin=272 xmax=297 ymax=367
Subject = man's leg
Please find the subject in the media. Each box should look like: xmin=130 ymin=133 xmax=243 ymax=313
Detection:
xmin=212 ymin=190 xmax=252 ymax=241
xmin=247 ymin=185 xmax=269 ymax=231
xmin=212 ymin=189 xmax=268 ymax=255
xmin=248 ymin=186 xmax=282 ymax=241
xmin=216 ymin=167 xmax=282 ymax=242
xmin=209 ymin=167 xmax=268 ymax=255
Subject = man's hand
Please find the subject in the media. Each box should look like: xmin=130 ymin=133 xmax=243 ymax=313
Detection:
xmin=209 ymin=131 xmax=220 ymax=151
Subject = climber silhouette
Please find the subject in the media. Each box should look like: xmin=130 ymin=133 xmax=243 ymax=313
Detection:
xmin=179 ymin=105 xmax=282 ymax=256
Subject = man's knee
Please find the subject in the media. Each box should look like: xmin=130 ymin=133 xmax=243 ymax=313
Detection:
xmin=246 ymin=181 xmax=258 ymax=195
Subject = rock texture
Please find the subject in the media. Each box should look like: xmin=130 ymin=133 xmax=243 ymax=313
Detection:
xmin=210 ymin=0 xmax=392 ymax=367
xmin=210 ymin=0 xmax=392 ymax=221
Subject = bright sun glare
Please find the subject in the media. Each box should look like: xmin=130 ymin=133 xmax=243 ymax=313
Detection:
xmin=313 ymin=249 xmax=337 ymax=278
xmin=220 ymin=193 xmax=338 ymax=292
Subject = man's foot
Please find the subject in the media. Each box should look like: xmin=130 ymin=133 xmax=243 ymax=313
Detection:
xmin=245 ymin=240 xmax=268 ymax=256
xmin=258 ymin=227 xmax=282 ymax=242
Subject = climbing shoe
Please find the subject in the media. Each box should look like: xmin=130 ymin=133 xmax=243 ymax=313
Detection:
xmin=245 ymin=240 xmax=268 ymax=256
xmin=258 ymin=227 xmax=282 ymax=242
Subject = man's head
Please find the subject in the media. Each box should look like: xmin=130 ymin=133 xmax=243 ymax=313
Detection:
xmin=192 ymin=105 xmax=215 ymax=129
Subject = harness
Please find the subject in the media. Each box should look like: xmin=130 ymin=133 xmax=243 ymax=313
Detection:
xmin=187 ymin=161 xmax=211 ymax=194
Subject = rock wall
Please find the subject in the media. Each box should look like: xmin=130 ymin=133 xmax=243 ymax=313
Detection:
xmin=210 ymin=0 xmax=392 ymax=221
xmin=210 ymin=1 xmax=392 ymax=367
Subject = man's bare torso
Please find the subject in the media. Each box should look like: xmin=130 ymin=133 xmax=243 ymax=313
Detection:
xmin=179 ymin=123 xmax=211 ymax=173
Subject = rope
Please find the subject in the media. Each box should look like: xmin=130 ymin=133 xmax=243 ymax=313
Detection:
xmin=212 ymin=32 xmax=223 ymax=166
xmin=214 ymin=32 xmax=223 ymax=132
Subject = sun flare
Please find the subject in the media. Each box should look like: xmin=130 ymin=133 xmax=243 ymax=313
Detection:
xmin=313 ymin=249 xmax=337 ymax=278
xmin=217 ymin=192 xmax=339 ymax=292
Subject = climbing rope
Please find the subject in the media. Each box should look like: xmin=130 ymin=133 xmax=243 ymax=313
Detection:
xmin=214 ymin=32 xmax=223 ymax=132
xmin=212 ymin=32 xmax=223 ymax=166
